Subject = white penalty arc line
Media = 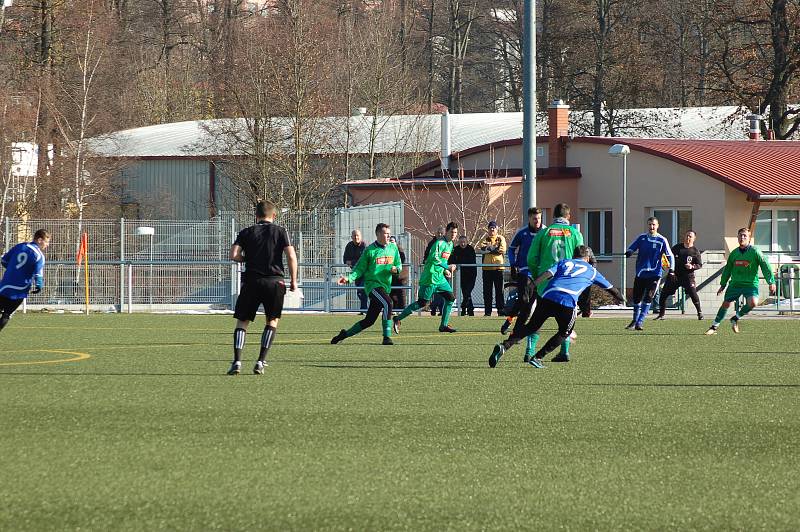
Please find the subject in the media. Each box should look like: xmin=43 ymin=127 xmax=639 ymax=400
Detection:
xmin=0 ymin=349 xmax=91 ymax=366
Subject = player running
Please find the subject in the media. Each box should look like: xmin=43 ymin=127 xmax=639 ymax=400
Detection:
xmin=0 ymin=229 xmax=51 ymax=333
xmin=489 ymin=246 xmax=624 ymax=368
xmin=624 ymin=217 xmax=674 ymax=331
xmin=705 ymin=227 xmax=776 ymax=335
xmin=331 ymin=223 xmax=402 ymax=345
xmin=524 ymin=203 xmax=585 ymax=361
xmin=393 ymin=222 xmax=459 ymax=334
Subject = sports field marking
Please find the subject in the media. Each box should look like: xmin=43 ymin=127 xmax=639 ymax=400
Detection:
xmin=0 ymin=349 xmax=91 ymax=366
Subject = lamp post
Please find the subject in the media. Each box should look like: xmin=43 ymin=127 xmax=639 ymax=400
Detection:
xmin=608 ymin=144 xmax=630 ymax=302
xmin=136 ymin=226 xmax=155 ymax=307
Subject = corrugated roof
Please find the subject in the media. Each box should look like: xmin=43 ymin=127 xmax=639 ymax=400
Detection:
xmin=577 ymin=137 xmax=800 ymax=197
xmin=88 ymin=106 xmax=750 ymax=158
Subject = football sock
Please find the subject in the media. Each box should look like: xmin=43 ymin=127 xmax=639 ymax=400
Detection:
xmin=713 ymin=306 xmax=728 ymax=325
xmin=736 ymin=304 xmax=752 ymax=319
xmin=536 ymin=333 xmax=563 ymax=358
xmin=525 ymin=334 xmax=536 ymax=354
xmin=344 ymin=322 xmax=363 ymax=338
xmin=397 ymin=302 xmax=421 ymax=321
xmin=258 ymin=325 xmax=276 ymax=363
xmin=440 ymin=300 xmax=454 ymax=327
xmin=382 ymin=319 xmax=392 ymax=337
xmin=632 ymin=303 xmax=641 ymax=324
xmin=233 ymin=327 xmax=246 ymax=362
xmin=637 ymin=303 xmax=652 ymax=325
xmin=559 ymin=337 xmax=571 ymax=355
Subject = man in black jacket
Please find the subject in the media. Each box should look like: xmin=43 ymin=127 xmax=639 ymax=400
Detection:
xmin=343 ymin=229 xmax=367 ymax=313
xmin=449 ymin=235 xmax=477 ymax=316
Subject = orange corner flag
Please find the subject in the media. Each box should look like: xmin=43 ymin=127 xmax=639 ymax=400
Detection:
xmin=76 ymin=232 xmax=88 ymax=266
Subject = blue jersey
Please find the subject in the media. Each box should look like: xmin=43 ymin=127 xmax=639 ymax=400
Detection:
xmin=508 ymin=225 xmax=541 ymax=273
xmin=541 ymin=259 xmax=613 ymax=308
xmin=627 ymin=233 xmax=674 ymax=278
xmin=0 ymin=242 xmax=46 ymax=300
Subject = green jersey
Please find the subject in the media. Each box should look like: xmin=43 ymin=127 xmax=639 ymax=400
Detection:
xmin=347 ymin=241 xmax=402 ymax=295
xmin=720 ymin=245 xmax=775 ymax=288
xmin=528 ymin=220 xmax=584 ymax=290
xmin=419 ymin=238 xmax=454 ymax=286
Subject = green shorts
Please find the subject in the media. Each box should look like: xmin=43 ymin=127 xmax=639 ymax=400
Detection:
xmin=418 ymin=279 xmax=453 ymax=302
xmin=723 ymin=285 xmax=759 ymax=302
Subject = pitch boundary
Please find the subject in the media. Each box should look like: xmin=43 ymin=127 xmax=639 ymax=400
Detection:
xmin=0 ymin=349 xmax=92 ymax=366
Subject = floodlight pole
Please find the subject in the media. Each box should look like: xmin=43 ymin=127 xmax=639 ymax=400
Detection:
xmin=522 ymin=0 xmax=537 ymax=217
xmin=609 ymin=144 xmax=630 ymax=301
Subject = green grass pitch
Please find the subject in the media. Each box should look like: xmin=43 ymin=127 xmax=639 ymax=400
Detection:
xmin=1 ymin=313 xmax=799 ymax=530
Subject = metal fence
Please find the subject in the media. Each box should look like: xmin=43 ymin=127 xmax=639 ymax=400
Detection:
xmin=4 ymin=216 xmax=799 ymax=314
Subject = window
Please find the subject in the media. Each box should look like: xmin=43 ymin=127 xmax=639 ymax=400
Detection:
xmin=652 ymin=209 xmax=692 ymax=245
xmin=755 ymin=209 xmax=799 ymax=253
xmin=586 ymin=210 xmax=613 ymax=256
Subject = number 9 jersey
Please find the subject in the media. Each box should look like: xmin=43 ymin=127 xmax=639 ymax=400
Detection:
xmin=0 ymin=242 xmax=46 ymax=300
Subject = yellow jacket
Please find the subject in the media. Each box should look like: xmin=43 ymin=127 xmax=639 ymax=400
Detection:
xmin=479 ymin=235 xmax=507 ymax=270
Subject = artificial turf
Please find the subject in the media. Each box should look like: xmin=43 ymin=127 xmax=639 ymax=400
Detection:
xmin=1 ymin=312 xmax=799 ymax=530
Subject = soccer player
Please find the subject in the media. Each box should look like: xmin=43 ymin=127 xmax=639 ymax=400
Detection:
xmin=393 ymin=222 xmax=459 ymax=334
xmin=331 ymin=223 xmax=402 ymax=345
xmin=228 ymin=201 xmax=298 ymax=375
xmin=0 ymin=229 xmax=50 ymax=333
xmin=655 ymin=229 xmax=704 ymax=320
xmin=705 ymin=227 xmax=776 ymax=335
xmin=525 ymin=203 xmax=584 ymax=361
xmin=501 ymin=206 xmax=543 ymax=334
xmin=490 ymin=246 xmax=624 ymax=368
xmin=624 ymin=217 xmax=674 ymax=331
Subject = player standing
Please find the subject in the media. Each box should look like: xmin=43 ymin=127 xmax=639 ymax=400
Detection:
xmin=705 ymin=227 xmax=776 ymax=335
xmin=393 ymin=222 xmax=459 ymax=334
xmin=501 ymin=206 xmax=543 ymax=334
xmin=0 ymin=229 xmax=51 ymax=333
xmin=525 ymin=203 xmax=584 ymax=361
xmin=624 ymin=217 xmax=674 ymax=331
xmin=655 ymin=229 xmax=704 ymax=320
xmin=228 ymin=201 xmax=298 ymax=375
xmin=331 ymin=223 xmax=402 ymax=345
xmin=490 ymin=246 xmax=624 ymax=368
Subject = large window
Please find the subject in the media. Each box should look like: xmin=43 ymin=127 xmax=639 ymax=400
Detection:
xmin=652 ymin=209 xmax=692 ymax=245
xmin=755 ymin=209 xmax=799 ymax=253
xmin=586 ymin=210 xmax=613 ymax=256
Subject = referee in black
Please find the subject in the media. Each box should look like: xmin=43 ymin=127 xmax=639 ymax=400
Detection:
xmin=655 ymin=229 xmax=704 ymax=320
xmin=227 ymin=200 xmax=298 ymax=375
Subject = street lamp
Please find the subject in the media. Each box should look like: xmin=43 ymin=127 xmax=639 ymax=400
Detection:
xmin=608 ymin=144 xmax=630 ymax=303
xmin=136 ymin=226 xmax=155 ymax=307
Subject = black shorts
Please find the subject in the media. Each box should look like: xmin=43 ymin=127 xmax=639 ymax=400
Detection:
xmin=234 ymin=277 xmax=286 ymax=321
xmin=526 ymin=297 xmax=577 ymax=337
xmin=0 ymin=295 xmax=24 ymax=316
xmin=632 ymin=276 xmax=661 ymax=303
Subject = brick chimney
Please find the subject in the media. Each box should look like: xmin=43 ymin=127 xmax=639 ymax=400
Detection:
xmin=747 ymin=113 xmax=763 ymax=141
xmin=548 ymin=99 xmax=570 ymax=168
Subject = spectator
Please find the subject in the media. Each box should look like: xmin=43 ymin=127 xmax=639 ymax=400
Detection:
xmin=479 ymin=220 xmax=507 ymax=316
xmin=449 ymin=235 xmax=477 ymax=315
xmin=389 ymin=236 xmax=407 ymax=311
xmin=343 ymin=229 xmax=367 ymax=313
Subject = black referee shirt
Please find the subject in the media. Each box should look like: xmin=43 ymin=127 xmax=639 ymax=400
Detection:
xmin=234 ymin=221 xmax=292 ymax=281
xmin=671 ymin=243 xmax=702 ymax=278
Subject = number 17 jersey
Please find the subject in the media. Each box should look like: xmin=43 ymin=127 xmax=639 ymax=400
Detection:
xmin=541 ymin=259 xmax=613 ymax=308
